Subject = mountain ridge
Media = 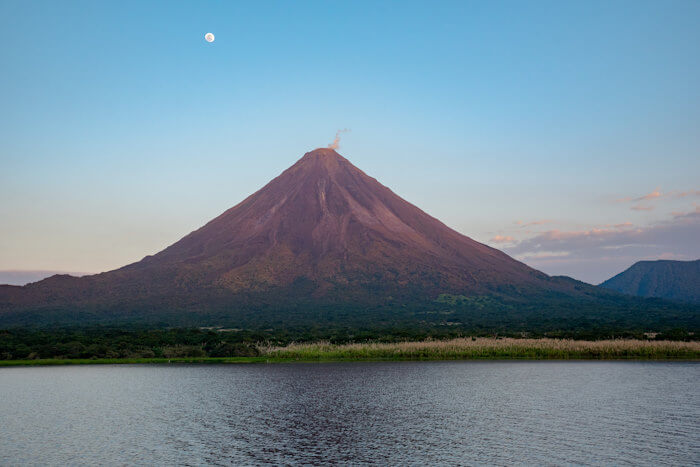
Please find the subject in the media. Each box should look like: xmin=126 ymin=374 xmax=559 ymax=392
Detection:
xmin=599 ymin=259 xmax=700 ymax=303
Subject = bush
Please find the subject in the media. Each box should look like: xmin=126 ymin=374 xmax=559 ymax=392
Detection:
xmin=208 ymin=342 xmax=260 ymax=357
xmin=161 ymin=345 xmax=206 ymax=358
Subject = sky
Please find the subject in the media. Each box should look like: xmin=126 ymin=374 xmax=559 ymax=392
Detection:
xmin=1 ymin=0 xmax=699 ymax=285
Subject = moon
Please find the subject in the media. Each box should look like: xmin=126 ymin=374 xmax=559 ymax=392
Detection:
xmin=205 ymin=33 xmax=215 ymax=43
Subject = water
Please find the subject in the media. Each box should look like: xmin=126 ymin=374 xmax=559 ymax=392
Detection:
xmin=0 ymin=361 xmax=698 ymax=465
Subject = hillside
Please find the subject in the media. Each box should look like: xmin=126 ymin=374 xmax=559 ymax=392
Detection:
xmin=600 ymin=260 xmax=700 ymax=303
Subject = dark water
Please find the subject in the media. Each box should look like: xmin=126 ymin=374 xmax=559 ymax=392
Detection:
xmin=0 ymin=362 xmax=698 ymax=465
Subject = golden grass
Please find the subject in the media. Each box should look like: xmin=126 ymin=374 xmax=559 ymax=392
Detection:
xmin=260 ymin=338 xmax=700 ymax=360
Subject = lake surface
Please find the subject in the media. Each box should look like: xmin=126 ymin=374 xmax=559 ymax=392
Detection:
xmin=0 ymin=361 xmax=698 ymax=465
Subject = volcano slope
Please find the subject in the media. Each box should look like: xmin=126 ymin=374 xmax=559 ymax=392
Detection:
xmin=0 ymin=149 xmax=697 ymax=333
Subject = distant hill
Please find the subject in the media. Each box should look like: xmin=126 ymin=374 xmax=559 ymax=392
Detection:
xmin=0 ymin=270 xmax=89 ymax=286
xmin=0 ymin=149 xmax=697 ymax=332
xmin=599 ymin=260 xmax=700 ymax=303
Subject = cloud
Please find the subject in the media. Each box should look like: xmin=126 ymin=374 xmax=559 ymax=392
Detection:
xmin=615 ymin=188 xmax=662 ymax=203
xmin=657 ymin=252 xmax=689 ymax=260
xmin=504 ymin=208 xmax=700 ymax=284
xmin=671 ymin=204 xmax=699 ymax=218
xmin=615 ymin=187 xmax=699 ymax=204
xmin=490 ymin=235 xmax=515 ymax=244
xmin=514 ymin=219 xmax=553 ymax=228
xmin=630 ymin=205 xmax=654 ymax=211
xmin=328 ymin=129 xmax=350 ymax=150
xmin=517 ymin=251 xmax=570 ymax=260
xmin=636 ymin=188 xmax=662 ymax=201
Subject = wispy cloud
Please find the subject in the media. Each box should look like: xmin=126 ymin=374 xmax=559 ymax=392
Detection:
xmin=636 ymin=188 xmax=662 ymax=201
xmin=615 ymin=187 xmax=662 ymax=203
xmin=612 ymin=222 xmax=633 ymax=228
xmin=517 ymin=251 xmax=570 ymax=260
xmin=615 ymin=187 xmax=699 ymax=204
xmin=489 ymin=235 xmax=515 ymax=244
xmin=504 ymin=208 xmax=700 ymax=284
xmin=630 ymin=205 xmax=654 ymax=211
xmin=514 ymin=219 xmax=553 ymax=228
xmin=613 ymin=187 xmax=699 ymax=212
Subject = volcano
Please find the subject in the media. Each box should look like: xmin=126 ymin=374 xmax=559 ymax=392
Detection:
xmin=1 ymin=148 xmax=691 ymax=329
xmin=135 ymin=147 xmax=553 ymax=293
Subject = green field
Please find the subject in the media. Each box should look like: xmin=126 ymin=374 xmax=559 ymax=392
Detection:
xmin=2 ymin=338 xmax=698 ymax=366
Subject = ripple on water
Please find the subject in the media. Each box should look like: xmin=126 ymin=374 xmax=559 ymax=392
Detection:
xmin=0 ymin=361 xmax=698 ymax=465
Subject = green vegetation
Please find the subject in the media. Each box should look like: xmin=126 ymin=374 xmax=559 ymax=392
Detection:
xmin=435 ymin=294 xmax=509 ymax=309
xmin=2 ymin=289 xmax=698 ymax=336
xmin=0 ymin=357 xmax=268 ymax=366
xmin=1 ymin=326 xmax=698 ymax=362
xmin=0 ymin=328 xmax=264 ymax=361
xmin=1 ymin=334 xmax=697 ymax=365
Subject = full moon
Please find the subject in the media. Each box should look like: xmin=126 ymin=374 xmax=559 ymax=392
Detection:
xmin=205 ymin=33 xmax=215 ymax=43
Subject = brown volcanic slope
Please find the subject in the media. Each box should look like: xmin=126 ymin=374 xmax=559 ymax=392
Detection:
xmin=133 ymin=147 xmax=551 ymax=293
xmin=0 ymin=148 xmax=608 ymax=324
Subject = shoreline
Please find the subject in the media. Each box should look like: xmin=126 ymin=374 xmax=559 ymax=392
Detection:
xmin=1 ymin=356 xmax=699 ymax=367
xmin=2 ymin=337 xmax=699 ymax=366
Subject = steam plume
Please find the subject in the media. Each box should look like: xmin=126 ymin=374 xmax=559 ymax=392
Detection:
xmin=328 ymin=129 xmax=350 ymax=150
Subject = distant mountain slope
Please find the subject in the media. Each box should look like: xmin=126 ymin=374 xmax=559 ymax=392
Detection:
xmin=0 ymin=270 xmax=89 ymax=286
xmin=599 ymin=260 xmax=700 ymax=303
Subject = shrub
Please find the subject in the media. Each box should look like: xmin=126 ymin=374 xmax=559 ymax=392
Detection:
xmin=208 ymin=342 xmax=259 ymax=357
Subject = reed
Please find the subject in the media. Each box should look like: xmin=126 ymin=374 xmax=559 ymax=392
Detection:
xmin=260 ymin=338 xmax=700 ymax=360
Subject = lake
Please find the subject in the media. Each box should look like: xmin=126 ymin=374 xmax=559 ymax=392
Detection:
xmin=0 ymin=361 xmax=698 ymax=465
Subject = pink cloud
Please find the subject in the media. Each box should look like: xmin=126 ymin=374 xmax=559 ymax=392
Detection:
xmin=517 ymin=252 xmax=570 ymax=260
xmin=615 ymin=187 xmax=662 ymax=203
xmin=526 ymin=225 xmax=643 ymax=242
xmin=657 ymin=252 xmax=687 ymax=260
xmin=490 ymin=235 xmax=515 ymax=244
xmin=630 ymin=205 xmax=654 ymax=211
xmin=613 ymin=222 xmax=633 ymax=228
xmin=637 ymin=188 xmax=662 ymax=201
xmin=593 ymin=222 xmax=634 ymax=229
xmin=505 ymin=209 xmax=700 ymax=283
xmin=615 ymin=187 xmax=699 ymax=204
xmin=672 ymin=205 xmax=700 ymax=218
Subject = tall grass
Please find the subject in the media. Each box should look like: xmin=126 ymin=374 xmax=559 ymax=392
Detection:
xmin=260 ymin=338 xmax=700 ymax=360
xmin=1 ymin=339 xmax=698 ymax=366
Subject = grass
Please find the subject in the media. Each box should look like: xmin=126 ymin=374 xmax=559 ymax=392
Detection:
xmin=1 ymin=338 xmax=698 ymax=366
xmin=262 ymin=338 xmax=700 ymax=361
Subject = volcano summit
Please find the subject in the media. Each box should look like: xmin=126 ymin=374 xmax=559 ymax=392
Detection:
xmin=0 ymin=148 xmax=694 ymax=330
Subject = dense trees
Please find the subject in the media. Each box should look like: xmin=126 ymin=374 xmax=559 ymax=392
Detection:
xmin=1 ymin=292 xmax=697 ymax=361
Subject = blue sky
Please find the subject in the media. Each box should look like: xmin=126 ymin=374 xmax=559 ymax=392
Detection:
xmin=1 ymin=0 xmax=699 ymax=284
